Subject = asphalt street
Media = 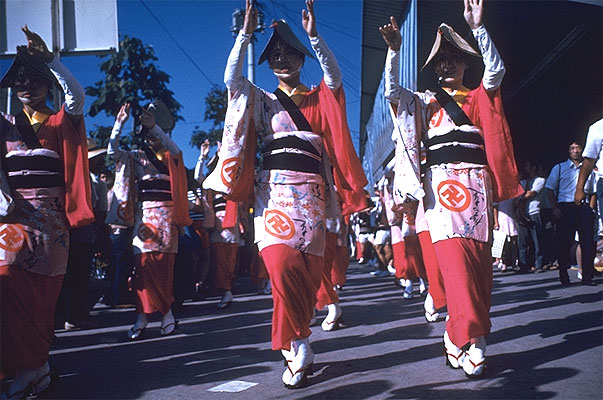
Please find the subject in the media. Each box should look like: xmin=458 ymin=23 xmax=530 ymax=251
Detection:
xmin=45 ymin=263 xmax=603 ymax=399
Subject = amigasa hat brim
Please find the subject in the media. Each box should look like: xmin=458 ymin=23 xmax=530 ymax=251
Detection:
xmin=422 ymin=23 xmax=480 ymax=71
xmin=0 ymin=46 xmax=58 ymax=88
xmin=258 ymin=20 xmax=314 ymax=65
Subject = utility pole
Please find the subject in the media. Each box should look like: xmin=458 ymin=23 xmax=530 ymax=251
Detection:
xmin=6 ymin=0 xmax=62 ymax=114
xmin=51 ymin=0 xmax=63 ymax=111
xmin=6 ymin=88 xmax=12 ymax=115
xmin=230 ymin=3 xmax=265 ymax=84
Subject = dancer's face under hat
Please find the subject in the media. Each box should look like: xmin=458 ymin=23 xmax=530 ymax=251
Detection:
xmin=268 ymin=39 xmax=304 ymax=79
xmin=433 ymin=42 xmax=468 ymax=89
xmin=1 ymin=46 xmax=57 ymax=107
xmin=13 ymin=68 xmax=51 ymax=107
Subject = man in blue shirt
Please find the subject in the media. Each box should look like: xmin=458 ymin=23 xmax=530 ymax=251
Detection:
xmin=545 ymin=142 xmax=597 ymax=286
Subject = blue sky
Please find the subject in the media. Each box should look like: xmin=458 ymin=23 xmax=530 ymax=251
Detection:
xmin=2 ymin=0 xmax=362 ymax=169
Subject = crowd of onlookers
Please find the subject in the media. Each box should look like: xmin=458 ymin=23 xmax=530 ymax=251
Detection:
xmin=492 ymin=141 xmax=602 ymax=286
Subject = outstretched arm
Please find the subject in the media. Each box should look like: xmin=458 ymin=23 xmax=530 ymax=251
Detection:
xmin=194 ymin=140 xmax=210 ymax=183
xmin=140 ymin=110 xmax=181 ymax=156
xmin=379 ymin=16 xmax=402 ymax=105
xmin=224 ymin=0 xmax=255 ymax=95
xmin=22 ymin=25 xmax=85 ymax=120
xmin=108 ymin=103 xmax=131 ymax=159
xmin=464 ymin=0 xmax=505 ymax=91
xmin=303 ymin=0 xmax=342 ymax=90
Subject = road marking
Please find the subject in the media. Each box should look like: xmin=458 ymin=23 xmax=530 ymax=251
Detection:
xmin=208 ymin=381 xmax=258 ymax=392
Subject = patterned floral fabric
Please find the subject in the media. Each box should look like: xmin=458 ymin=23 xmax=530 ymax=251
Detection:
xmin=204 ymin=78 xmax=367 ymax=258
xmin=0 ymin=187 xmax=68 ymax=276
xmin=206 ymin=79 xmax=331 ymax=257
xmin=110 ymin=149 xmax=178 ymax=254
xmin=392 ymin=87 xmax=496 ymax=244
xmin=0 ymin=108 xmax=91 ymax=276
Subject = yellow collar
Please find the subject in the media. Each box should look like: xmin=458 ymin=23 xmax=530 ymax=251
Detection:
xmin=278 ymin=83 xmax=310 ymax=107
xmin=23 ymin=109 xmax=50 ymax=125
xmin=278 ymin=83 xmax=310 ymax=96
xmin=443 ymin=86 xmax=470 ymax=106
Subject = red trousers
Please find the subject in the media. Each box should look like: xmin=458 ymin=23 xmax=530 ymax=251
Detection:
xmin=210 ymin=242 xmax=238 ymax=292
xmin=133 ymin=252 xmax=175 ymax=315
xmin=433 ymin=238 xmax=492 ymax=347
xmin=0 ymin=266 xmax=64 ymax=379
xmin=260 ymin=244 xmax=323 ymax=351
xmin=393 ymin=235 xmax=427 ymax=280
xmin=330 ymin=245 xmax=349 ymax=287
xmin=316 ymin=232 xmax=339 ymax=310
xmin=418 ymin=231 xmax=446 ymax=309
xmin=250 ymin=244 xmax=269 ymax=286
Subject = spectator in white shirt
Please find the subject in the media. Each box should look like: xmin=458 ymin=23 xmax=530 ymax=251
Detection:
xmin=517 ymin=161 xmax=546 ymax=273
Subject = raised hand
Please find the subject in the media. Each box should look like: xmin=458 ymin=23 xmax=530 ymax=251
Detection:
xmin=242 ymin=0 xmax=258 ymax=34
xmin=116 ymin=103 xmax=131 ymax=125
xmin=22 ymin=25 xmax=54 ymax=63
xmin=140 ymin=109 xmax=156 ymax=130
xmin=301 ymin=0 xmax=317 ymax=37
xmin=201 ymin=139 xmax=210 ymax=157
xmin=463 ymin=0 xmax=483 ymax=30
xmin=379 ymin=16 xmax=401 ymax=51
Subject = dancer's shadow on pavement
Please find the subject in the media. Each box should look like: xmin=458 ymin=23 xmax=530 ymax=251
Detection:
xmin=306 ymin=314 xmax=600 ymax=399
xmin=385 ymin=328 xmax=599 ymax=399
xmin=490 ymin=291 xmax=602 ymax=320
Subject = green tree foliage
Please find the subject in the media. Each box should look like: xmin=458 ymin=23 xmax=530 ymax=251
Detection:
xmin=190 ymin=85 xmax=264 ymax=171
xmin=86 ymin=36 xmax=182 ymax=141
xmin=190 ymin=85 xmax=228 ymax=149
xmin=88 ymin=125 xmax=132 ymax=151
xmin=88 ymin=125 xmax=114 ymax=149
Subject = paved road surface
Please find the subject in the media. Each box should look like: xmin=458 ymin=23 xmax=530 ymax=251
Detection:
xmin=46 ymin=263 xmax=602 ymax=399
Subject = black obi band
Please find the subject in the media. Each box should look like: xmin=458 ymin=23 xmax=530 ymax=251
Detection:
xmin=5 ymin=155 xmax=64 ymax=189
xmin=213 ymin=195 xmax=226 ymax=213
xmin=262 ymin=136 xmax=320 ymax=174
xmin=426 ymin=146 xmax=487 ymax=167
xmin=138 ymin=179 xmax=172 ymax=201
xmin=425 ymin=130 xmax=487 ymax=168
xmin=425 ymin=130 xmax=484 ymax=147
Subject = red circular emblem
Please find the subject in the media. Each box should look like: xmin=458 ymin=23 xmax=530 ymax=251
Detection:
xmin=264 ymin=210 xmax=295 ymax=240
xmin=428 ymin=101 xmax=445 ymax=129
xmin=138 ymin=223 xmax=159 ymax=243
xmin=437 ymin=180 xmax=471 ymax=212
xmin=221 ymin=157 xmax=240 ymax=189
xmin=0 ymin=224 xmax=27 ymax=252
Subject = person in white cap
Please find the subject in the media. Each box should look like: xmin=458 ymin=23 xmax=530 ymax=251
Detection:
xmin=203 ymin=0 xmax=367 ymax=389
xmin=380 ymin=0 xmax=522 ymax=377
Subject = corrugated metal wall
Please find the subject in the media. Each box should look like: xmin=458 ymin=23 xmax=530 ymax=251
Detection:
xmin=362 ymin=0 xmax=417 ymax=188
